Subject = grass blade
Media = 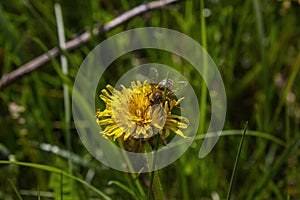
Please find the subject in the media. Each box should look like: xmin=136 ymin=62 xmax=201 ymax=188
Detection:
xmin=0 ymin=161 xmax=111 ymax=200
xmin=247 ymin=135 xmax=300 ymax=199
xmin=8 ymin=178 xmax=23 ymax=200
xmin=226 ymin=122 xmax=248 ymax=200
xmin=148 ymin=74 xmax=169 ymax=200
xmin=54 ymin=2 xmax=72 ymax=173
xmin=108 ymin=180 xmax=137 ymax=199
xmin=199 ymin=0 xmax=208 ymax=134
xmin=273 ymin=52 xmax=300 ymax=124
xmin=37 ymin=186 xmax=41 ymax=200
xmin=195 ymin=130 xmax=286 ymax=147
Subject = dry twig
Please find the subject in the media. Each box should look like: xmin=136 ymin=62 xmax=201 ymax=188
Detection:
xmin=0 ymin=0 xmax=179 ymax=90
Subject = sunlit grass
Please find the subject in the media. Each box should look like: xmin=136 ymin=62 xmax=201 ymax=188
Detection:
xmin=0 ymin=0 xmax=300 ymax=199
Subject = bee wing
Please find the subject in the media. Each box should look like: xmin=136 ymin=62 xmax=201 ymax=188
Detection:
xmin=158 ymin=78 xmax=173 ymax=90
xmin=148 ymin=66 xmax=159 ymax=83
xmin=172 ymin=80 xmax=188 ymax=94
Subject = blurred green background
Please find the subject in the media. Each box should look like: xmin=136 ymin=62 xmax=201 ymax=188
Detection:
xmin=0 ymin=0 xmax=300 ymax=199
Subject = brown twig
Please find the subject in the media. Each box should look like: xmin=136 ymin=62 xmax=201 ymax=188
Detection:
xmin=0 ymin=0 xmax=179 ymax=90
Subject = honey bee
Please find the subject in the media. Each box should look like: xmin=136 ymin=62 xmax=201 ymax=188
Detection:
xmin=150 ymin=92 xmax=163 ymax=105
xmin=148 ymin=67 xmax=187 ymax=105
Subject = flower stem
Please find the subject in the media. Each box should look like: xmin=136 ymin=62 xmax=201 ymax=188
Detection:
xmin=147 ymin=135 xmax=160 ymax=200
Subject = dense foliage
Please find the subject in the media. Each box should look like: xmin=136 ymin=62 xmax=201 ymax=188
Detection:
xmin=0 ymin=0 xmax=300 ymax=199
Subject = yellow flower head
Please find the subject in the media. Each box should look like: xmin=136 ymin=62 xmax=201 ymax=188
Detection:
xmin=96 ymin=80 xmax=189 ymax=141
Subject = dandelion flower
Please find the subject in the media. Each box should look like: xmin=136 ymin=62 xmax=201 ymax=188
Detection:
xmin=96 ymin=80 xmax=189 ymax=142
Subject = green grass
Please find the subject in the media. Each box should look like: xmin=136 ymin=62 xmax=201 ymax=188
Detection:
xmin=1 ymin=0 xmax=300 ymax=199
